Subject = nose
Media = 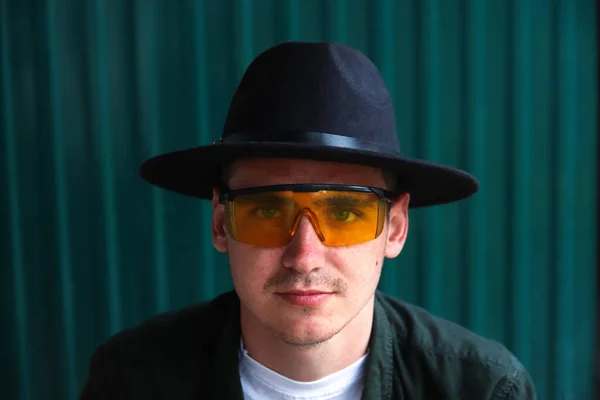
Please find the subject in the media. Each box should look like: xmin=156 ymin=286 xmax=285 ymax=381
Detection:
xmin=282 ymin=216 xmax=326 ymax=274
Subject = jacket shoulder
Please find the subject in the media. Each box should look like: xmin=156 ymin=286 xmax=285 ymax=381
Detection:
xmin=79 ymin=291 xmax=238 ymax=399
xmin=97 ymin=290 xmax=234 ymax=358
xmin=375 ymin=292 xmax=536 ymax=399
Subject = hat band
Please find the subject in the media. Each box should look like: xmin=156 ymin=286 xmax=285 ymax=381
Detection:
xmin=219 ymin=130 xmax=398 ymax=155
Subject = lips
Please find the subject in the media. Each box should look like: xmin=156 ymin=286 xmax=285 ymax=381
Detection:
xmin=283 ymin=290 xmax=330 ymax=295
xmin=276 ymin=290 xmax=333 ymax=307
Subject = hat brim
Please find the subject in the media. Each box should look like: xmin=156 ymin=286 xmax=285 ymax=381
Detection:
xmin=139 ymin=143 xmax=479 ymax=208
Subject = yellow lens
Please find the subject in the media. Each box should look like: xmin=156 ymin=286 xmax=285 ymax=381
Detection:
xmin=224 ymin=190 xmax=387 ymax=247
xmin=225 ymin=191 xmax=297 ymax=247
xmin=310 ymin=191 xmax=385 ymax=246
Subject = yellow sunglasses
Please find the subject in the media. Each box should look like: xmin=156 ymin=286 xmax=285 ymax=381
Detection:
xmin=219 ymin=184 xmax=394 ymax=247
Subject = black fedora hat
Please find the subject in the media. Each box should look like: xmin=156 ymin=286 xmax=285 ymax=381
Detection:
xmin=140 ymin=41 xmax=478 ymax=208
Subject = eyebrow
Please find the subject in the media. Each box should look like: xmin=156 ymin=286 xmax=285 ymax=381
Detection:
xmin=238 ymin=194 xmax=295 ymax=206
xmin=313 ymin=195 xmax=376 ymax=208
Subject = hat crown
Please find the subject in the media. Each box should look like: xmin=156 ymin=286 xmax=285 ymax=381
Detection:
xmin=222 ymin=41 xmax=400 ymax=152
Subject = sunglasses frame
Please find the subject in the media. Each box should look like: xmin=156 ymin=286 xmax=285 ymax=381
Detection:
xmin=218 ymin=183 xmax=396 ymax=204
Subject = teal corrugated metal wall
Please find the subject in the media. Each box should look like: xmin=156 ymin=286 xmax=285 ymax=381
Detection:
xmin=0 ymin=1 xmax=597 ymax=399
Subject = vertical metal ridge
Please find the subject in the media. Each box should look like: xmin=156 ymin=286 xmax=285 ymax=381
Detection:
xmin=325 ymin=0 xmax=347 ymax=42
xmin=509 ymin=0 xmax=532 ymax=365
xmin=193 ymin=1 xmax=215 ymax=300
xmin=553 ymin=0 xmax=577 ymax=394
xmin=419 ymin=0 xmax=443 ymax=313
xmin=377 ymin=0 xmax=395 ymax=87
xmin=135 ymin=0 xmax=168 ymax=313
xmin=46 ymin=1 xmax=76 ymax=397
xmin=285 ymin=0 xmax=300 ymax=40
xmin=236 ymin=0 xmax=254 ymax=75
xmin=1 ymin=5 xmax=31 ymax=400
xmin=93 ymin=0 xmax=122 ymax=333
xmin=465 ymin=0 xmax=486 ymax=334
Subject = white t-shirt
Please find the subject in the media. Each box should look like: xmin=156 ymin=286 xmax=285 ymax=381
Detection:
xmin=238 ymin=340 xmax=368 ymax=400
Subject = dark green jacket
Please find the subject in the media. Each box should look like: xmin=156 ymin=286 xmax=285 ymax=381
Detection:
xmin=80 ymin=291 xmax=536 ymax=399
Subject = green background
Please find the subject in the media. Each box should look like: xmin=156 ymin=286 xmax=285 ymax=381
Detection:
xmin=1 ymin=1 xmax=597 ymax=399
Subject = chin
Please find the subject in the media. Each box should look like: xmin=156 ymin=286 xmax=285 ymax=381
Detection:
xmin=276 ymin=328 xmax=339 ymax=348
xmin=272 ymin=316 xmax=344 ymax=347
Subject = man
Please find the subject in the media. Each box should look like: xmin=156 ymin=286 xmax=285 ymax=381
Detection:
xmin=80 ymin=41 xmax=536 ymax=399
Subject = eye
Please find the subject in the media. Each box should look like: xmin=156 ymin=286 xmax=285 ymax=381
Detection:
xmin=256 ymin=207 xmax=282 ymax=219
xmin=331 ymin=209 xmax=358 ymax=222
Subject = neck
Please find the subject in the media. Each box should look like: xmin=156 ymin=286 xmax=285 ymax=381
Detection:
xmin=239 ymin=296 xmax=374 ymax=382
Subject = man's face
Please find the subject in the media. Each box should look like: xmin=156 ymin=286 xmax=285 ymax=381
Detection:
xmin=211 ymin=158 xmax=409 ymax=347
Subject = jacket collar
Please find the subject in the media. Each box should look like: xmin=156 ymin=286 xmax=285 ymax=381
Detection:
xmin=361 ymin=293 xmax=395 ymax=400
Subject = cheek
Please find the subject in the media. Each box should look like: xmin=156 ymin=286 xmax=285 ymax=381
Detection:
xmin=228 ymin=243 xmax=283 ymax=294
xmin=331 ymin=243 xmax=385 ymax=290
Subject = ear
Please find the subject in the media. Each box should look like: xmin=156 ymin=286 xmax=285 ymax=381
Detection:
xmin=384 ymin=193 xmax=410 ymax=259
xmin=212 ymin=187 xmax=228 ymax=253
